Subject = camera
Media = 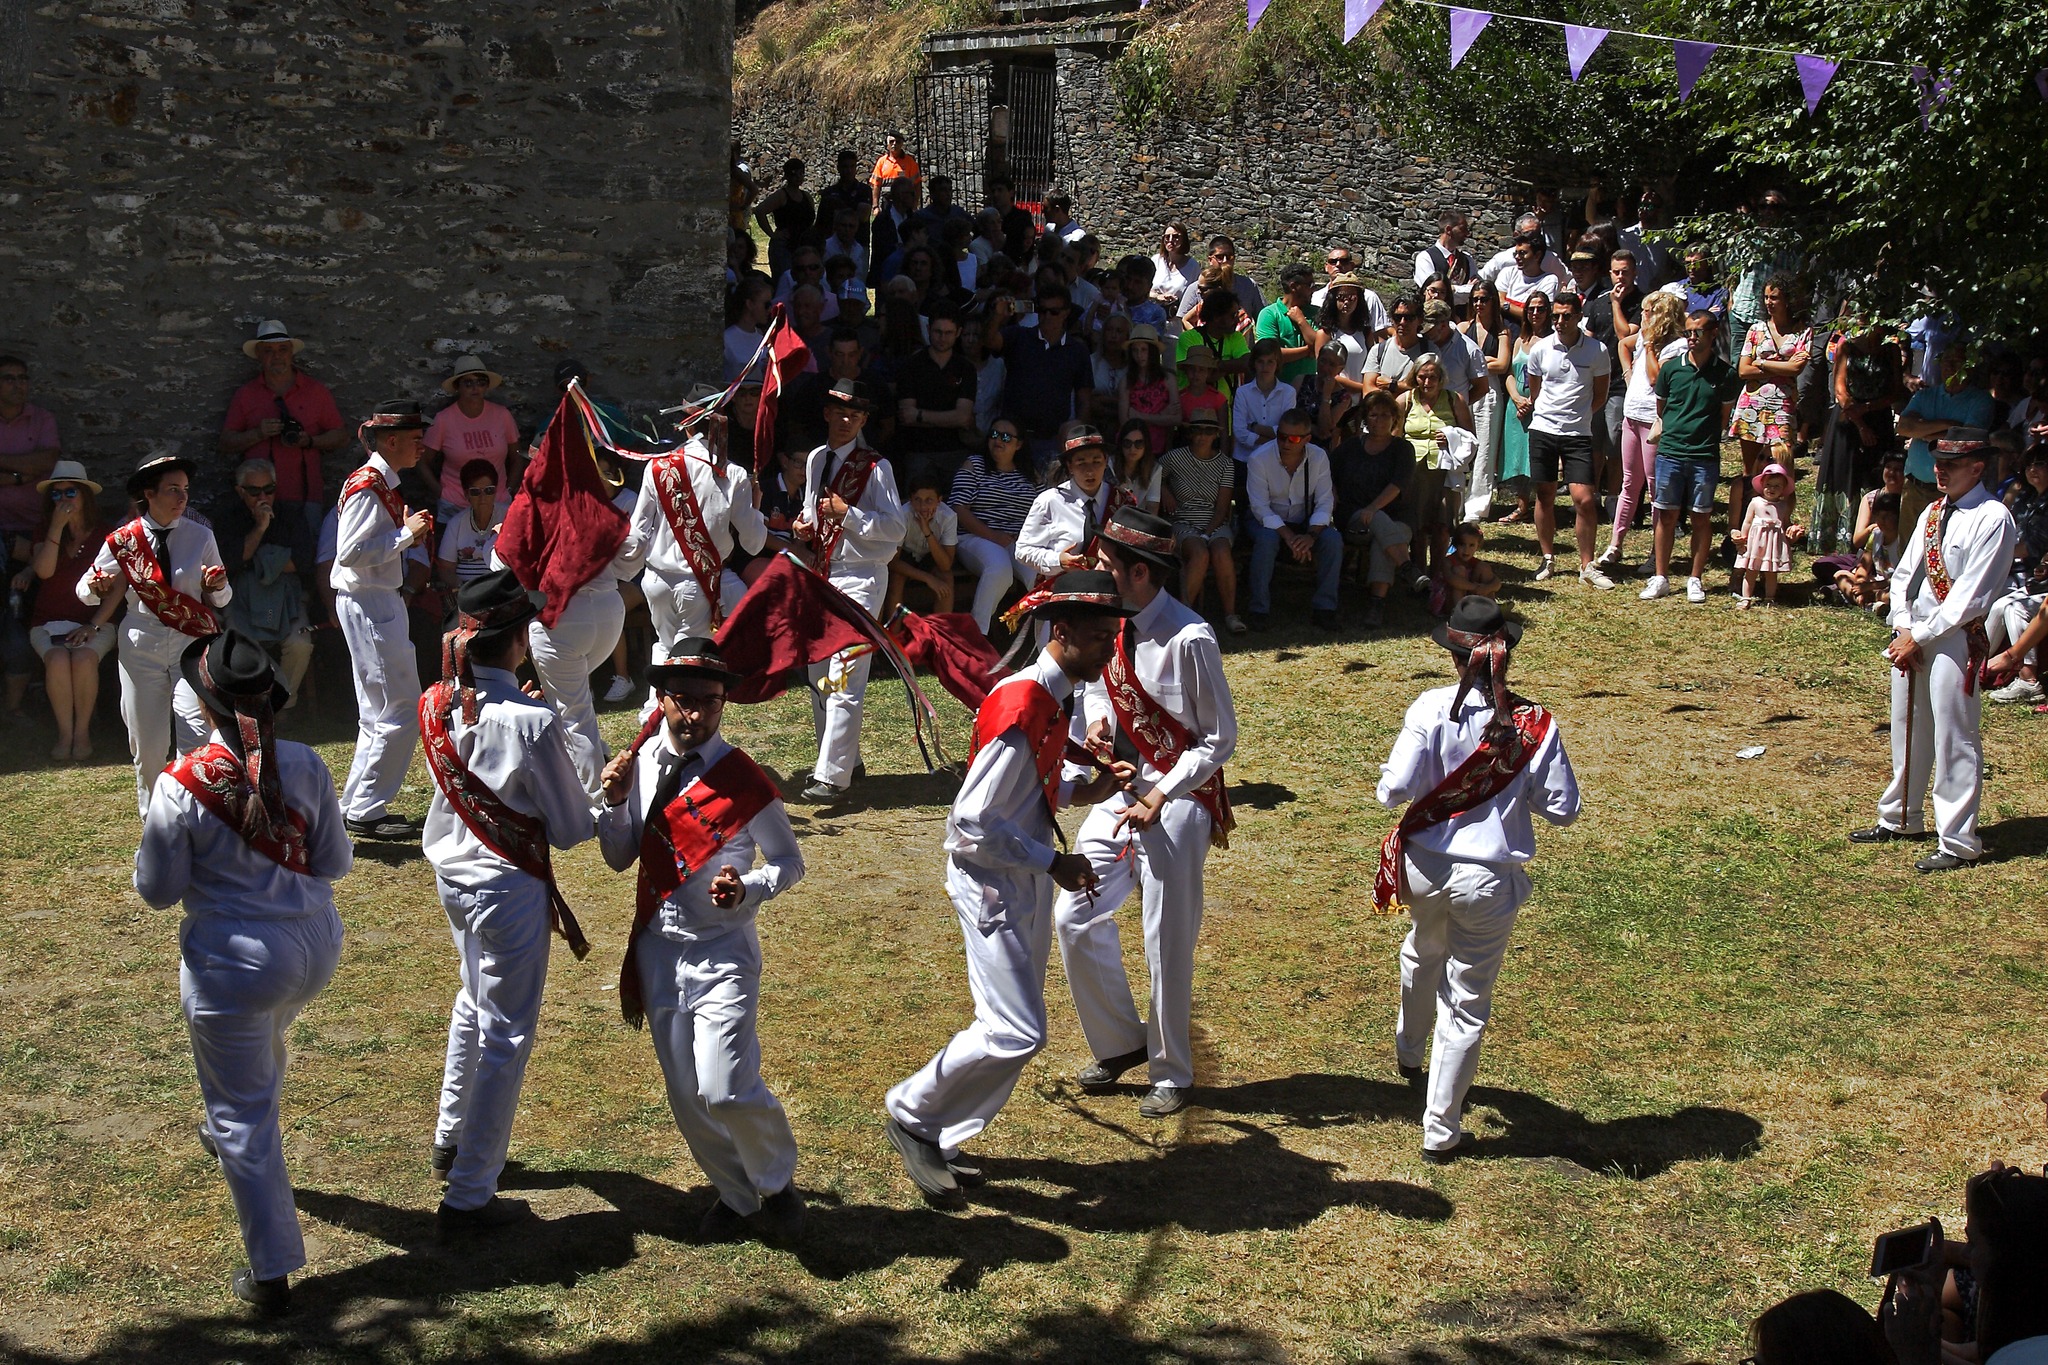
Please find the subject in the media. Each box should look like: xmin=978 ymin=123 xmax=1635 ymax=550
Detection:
xmin=1870 ymin=1217 xmax=1941 ymax=1277
xmin=275 ymin=398 xmax=305 ymax=448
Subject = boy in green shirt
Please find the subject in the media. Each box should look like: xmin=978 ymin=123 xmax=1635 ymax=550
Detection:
xmin=1643 ymin=311 xmax=1742 ymax=602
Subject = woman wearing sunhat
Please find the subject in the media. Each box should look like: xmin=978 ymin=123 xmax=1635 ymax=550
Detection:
xmin=19 ymin=459 xmax=111 ymax=762
xmin=77 ymin=452 xmax=233 ymax=814
xmin=425 ymin=356 xmax=522 ymax=523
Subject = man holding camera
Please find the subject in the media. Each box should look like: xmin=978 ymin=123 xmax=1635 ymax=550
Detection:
xmin=219 ymin=321 xmax=348 ymax=542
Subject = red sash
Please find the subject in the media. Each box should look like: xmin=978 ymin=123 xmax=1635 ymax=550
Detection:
xmin=167 ymin=743 xmax=313 ymax=875
xmin=969 ymin=677 xmax=1070 ymax=823
xmin=651 ymin=453 xmax=730 ymax=625
xmin=1372 ymin=702 xmax=1553 ymax=912
xmin=1102 ymin=630 xmax=1234 ymax=847
xmin=341 ymin=464 xmax=406 ymax=530
xmin=812 ymin=448 xmax=877 ymax=572
xmin=1920 ymin=498 xmax=1990 ymax=694
xmin=418 ymin=682 xmax=590 ymax=960
xmin=619 ymin=740 xmax=780 ymax=1027
xmin=108 ymin=520 xmax=220 ymax=637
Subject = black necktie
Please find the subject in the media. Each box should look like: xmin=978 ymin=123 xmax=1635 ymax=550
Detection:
xmin=647 ymin=749 xmax=699 ymax=826
xmin=1082 ymin=491 xmax=1101 ymax=547
xmin=1938 ymin=499 xmax=1956 ymax=549
xmin=150 ymin=523 xmax=172 ymax=569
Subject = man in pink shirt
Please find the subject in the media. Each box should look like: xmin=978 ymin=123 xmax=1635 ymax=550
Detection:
xmin=0 ymin=354 xmax=61 ymax=539
xmin=218 ymin=320 xmax=347 ymax=510
xmin=425 ymin=356 xmax=523 ymax=520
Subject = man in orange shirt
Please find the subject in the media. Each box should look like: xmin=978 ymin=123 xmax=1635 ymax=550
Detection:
xmin=870 ymin=131 xmax=920 ymax=213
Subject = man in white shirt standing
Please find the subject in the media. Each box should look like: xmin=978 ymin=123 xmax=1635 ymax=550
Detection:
xmin=1521 ymin=293 xmax=1613 ymax=589
xmin=1375 ymin=598 xmax=1580 ymax=1161
xmin=1852 ymin=431 xmax=2018 ymax=872
xmin=1056 ymin=509 xmax=1237 ymax=1118
xmin=1245 ymin=410 xmax=1343 ymax=631
xmin=331 ymin=399 xmax=438 ymax=840
xmin=1485 ymin=226 xmax=1573 ymax=327
xmin=791 ymin=379 xmax=907 ymax=803
xmin=1413 ymin=210 xmax=1478 ymax=311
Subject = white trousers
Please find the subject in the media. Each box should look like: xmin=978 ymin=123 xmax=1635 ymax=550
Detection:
xmin=434 ymin=874 xmax=552 ymax=1211
xmin=1394 ymin=846 xmax=1530 ymax=1152
xmin=1878 ymin=633 xmax=1987 ymax=858
xmin=1987 ymin=588 xmax=2043 ymax=654
xmin=117 ymin=618 xmax=208 ymax=817
xmin=636 ymin=925 xmax=797 ymax=1213
xmin=885 ymin=858 xmax=1054 ymax=1154
xmin=336 ymin=589 xmax=421 ymax=823
xmin=807 ymin=562 xmax=885 ymax=786
xmin=642 ymin=565 xmax=750 ymax=721
xmin=1053 ymin=792 xmax=1212 ymax=1090
xmin=953 ymin=535 xmax=1036 ymax=633
xmin=1464 ymin=386 xmax=1505 ymax=523
xmin=529 ymin=587 xmax=626 ymax=801
xmin=183 ymin=907 xmax=344 ymax=1281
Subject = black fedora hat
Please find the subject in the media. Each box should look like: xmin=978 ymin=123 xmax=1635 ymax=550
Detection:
xmin=647 ymin=637 xmax=745 ymax=691
xmin=1431 ymin=596 xmax=1524 ymax=654
xmin=1030 ymin=569 xmax=1137 ymax=619
xmin=364 ymin=398 xmax=428 ymax=431
xmin=181 ymin=630 xmax=289 ymax=716
xmin=1933 ymin=427 xmax=1993 ymax=460
xmin=127 ymin=451 xmax=196 ymax=500
xmin=1101 ymin=506 xmax=1178 ymax=573
xmin=823 ymin=378 xmax=878 ymax=414
xmin=449 ymin=567 xmax=539 ymax=641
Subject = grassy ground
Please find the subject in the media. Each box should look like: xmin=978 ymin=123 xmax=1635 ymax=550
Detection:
xmin=3 ymin=510 xmax=2046 ymax=1365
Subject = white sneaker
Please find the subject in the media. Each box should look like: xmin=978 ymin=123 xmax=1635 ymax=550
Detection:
xmin=1533 ymin=555 xmax=1557 ymax=582
xmin=603 ymin=674 xmax=634 ymax=703
xmin=1580 ymin=565 xmax=1615 ymax=590
xmin=1685 ymin=577 xmax=1707 ymax=603
xmin=1595 ymin=543 xmax=1622 ymax=569
xmin=1639 ymin=575 xmax=1670 ymax=600
xmin=1991 ymin=677 xmax=2044 ymax=704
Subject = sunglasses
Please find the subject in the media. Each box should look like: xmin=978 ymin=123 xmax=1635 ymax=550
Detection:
xmin=1121 ymin=437 xmax=1149 ymax=448
xmin=1392 ymin=313 xmax=1418 ymax=323
xmin=50 ymin=487 xmax=80 ymax=499
xmin=1327 ymin=257 xmax=1352 ymax=267
xmin=1279 ymin=433 xmax=1308 ymax=443
xmin=991 ymin=431 xmax=1020 ymax=443
xmin=240 ymin=483 xmax=277 ymax=496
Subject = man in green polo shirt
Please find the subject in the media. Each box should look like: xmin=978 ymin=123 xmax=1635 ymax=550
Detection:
xmin=1642 ymin=311 xmax=1742 ymax=603
xmin=1254 ymin=263 xmax=1323 ymax=384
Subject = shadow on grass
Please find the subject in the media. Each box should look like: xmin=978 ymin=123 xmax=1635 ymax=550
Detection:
xmin=1362 ymin=1324 xmax=1677 ymax=1364
xmin=790 ymin=769 xmax=962 ymax=814
xmin=1199 ymin=1074 xmax=1762 ymax=1179
xmin=1976 ymin=814 xmax=2048 ymax=864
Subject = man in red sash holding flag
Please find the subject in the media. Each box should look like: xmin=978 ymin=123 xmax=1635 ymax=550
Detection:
xmin=79 ymin=453 xmax=234 ymax=815
xmin=418 ymin=569 xmax=597 ymax=1234
xmin=1054 ymin=507 xmax=1238 ymax=1120
xmin=596 ymin=639 xmax=807 ymax=1242
xmin=789 ymin=378 xmax=906 ymax=803
xmin=134 ymin=629 xmax=353 ymax=1315
xmin=1853 ymin=428 xmax=2016 ymax=872
xmin=884 ymin=573 xmax=1129 ymax=1206
xmin=1375 ymin=597 xmax=1579 ymax=1162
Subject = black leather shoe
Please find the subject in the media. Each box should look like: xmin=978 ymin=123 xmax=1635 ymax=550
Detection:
xmin=1916 ymin=851 xmax=1976 ymax=873
xmin=436 ymin=1196 xmax=535 ymax=1237
xmin=756 ymin=1183 xmax=806 ymax=1240
xmin=1848 ymin=825 xmax=1910 ymax=843
xmin=1138 ymin=1085 xmax=1189 ymax=1118
xmin=799 ymin=779 xmax=849 ymax=804
xmin=1398 ymin=1061 xmax=1426 ymax=1088
xmin=431 ymin=1142 xmax=458 ymax=1182
xmin=1421 ymin=1134 xmax=1475 ymax=1165
xmin=1076 ymin=1047 xmax=1149 ymax=1091
xmin=231 ymin=1266 xmax=291 ymax=1315
xmin=884 ymin=1119 xmax=962 ymax=1205
xmin=698 ymin=1198 xmax=751 ymax=1243
xmin=345 ymin=814 xmax=419 ymax=840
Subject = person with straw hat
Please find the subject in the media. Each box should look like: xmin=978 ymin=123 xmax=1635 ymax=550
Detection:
xmin=425 ymin=355 xmax=521 ymax=523
xmin=77 ymin=452 xmax=234 ymax=815
xmin=218 ymin=320 xmax=346 ymax=520
xmin=134 ymin=628 xmax=353 ymax=1315
xmin=1374 ymin=597 xmax=1580 ymax=1162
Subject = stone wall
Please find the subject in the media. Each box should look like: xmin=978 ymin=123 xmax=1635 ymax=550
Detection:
xmin=0 ymin=0 xmax=730 ymax=498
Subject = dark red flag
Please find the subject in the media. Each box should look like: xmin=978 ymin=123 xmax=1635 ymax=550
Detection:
xmin=494 ymin=387 xmax=628 ymax=628
xmin=753 ymin=305 xmax=811 ymax=481
xmin=886 ymin=610 xmax=1001 ymax=712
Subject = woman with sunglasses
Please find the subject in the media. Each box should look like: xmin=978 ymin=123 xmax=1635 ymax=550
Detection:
xmin=947 ymin=422 xmax=1041 ymax=633
xmin=18 ymin=461 xmax=110 ymax=762
xmin=1149 ymin=223 xmax=1199 ymax=314
xmin=1112 ymin=418 xmax=1164 ymax=515
xmin=1497 ymin=291 xmax=1553 ymax=525
xmin=424 ymin=356 xmax=521 ymax=524
xmin=213 ymin=458 xmax=315 ymax=710
xmin=434 ymin=459 xmax=504 ymax=591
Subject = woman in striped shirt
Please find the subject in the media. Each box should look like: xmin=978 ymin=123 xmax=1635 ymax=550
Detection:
xmin=947 ymin=421 xmax=1043 ymax=632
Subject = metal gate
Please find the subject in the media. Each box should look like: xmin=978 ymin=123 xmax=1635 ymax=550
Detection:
xmin=912 ymin=68 xmax=992 ymax=210
xmin=1003 ymin=63 xmax=1063 ymax=212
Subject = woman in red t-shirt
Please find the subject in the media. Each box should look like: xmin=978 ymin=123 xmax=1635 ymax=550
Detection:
xmin=16 ymin=461 xmax=111 ymax=761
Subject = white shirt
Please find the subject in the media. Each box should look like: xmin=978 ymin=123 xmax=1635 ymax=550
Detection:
xmin=1425 ymin=326 xmax=1488 ymax=400
xmin=1232 ymin=379 xmax=1297 ymax=458
xmin=1624 ymin=337 xmax=1687 ymax=424
xmin=631 ymin=436 xmax=767 ymax=583
xmin=598 ymin=729 xmax=803 ymax=941
xmin=421 ymin=667 xmax=597 ymax=890
xmin=1888 ymin=482 xmax=2020 ymax=648
xmin=329 ymin=453 xmax=418 ymax=594
xmin=1246 ymin=441 xmax=1334 ymax=530
xmin=948 ymin=651 xmax=1076 ymax=878
xmin=902 ymin=500 xmax=960 ymax=560
xmin=437 ymin=510 xmax=500 ymax=582
xmin=802 ymin=440 xmax=907 ymax=574
xmin=822 ymin=234 xmax=867 ymax=278
xmin=1485 ymin=249 xmax=1573 ymax=309
xmin=1151 ymin=252 xmax=1201 ymax=302
xmin=1526 ymin=332 xmax=1609 ymax=437
xmin=1376 ymin=685 xmax=1581 ymax=864
xmin=1413 ymin=241 xmax=1477 ymax=305
xmin=1077 ymin=589 xmax=1236 ymax=801
xmin=724 ymin=324 xmax=767 ymax=386
xmin=1016 ymin=479 xmax=1116 ymax=579
xmin=82 ymin=513 xmax=233 ymax=626
xmin=135 ymin=735 xmax=353 ymax=919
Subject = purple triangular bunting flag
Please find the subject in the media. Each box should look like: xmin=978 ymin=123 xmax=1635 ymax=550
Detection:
xmin=1344 ymin=0 xmax=1386 ymax=44
xmin=1564 ymin=25 xmax=1608 ymax=81
xmin=1910 ymin=64 xmax=1954 ymax=130
xmin=1672 ymin=40 xmax=1716 ymax=102
xmin=1447 ymin=8 xmax=1492 ymax=69
xmin=1247 ymin=0 xmax=1268 ymax=28
xmin=1795 ymin=53 xmax=1839 ymax=114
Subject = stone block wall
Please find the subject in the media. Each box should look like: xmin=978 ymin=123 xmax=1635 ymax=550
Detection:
xmin=0 ymin=0 xmax=730 ymax=498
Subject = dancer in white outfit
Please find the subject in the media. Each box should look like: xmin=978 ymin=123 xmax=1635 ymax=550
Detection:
xmin=1375 ymin=597 xmax=1580 ymax=1160
xmin=134 ymin=629 xmax=352 ymax=1314
xmin=78 ymin=454 xmax=232 ymax=816
xmin=884 ymin=572 xmax=1129 ymax=1204
xmin=1852 ymin=428 xmax=2018 ymax=871
xmin=1054 ymin=507 xmax=1237 ymax=1118
xmin=791 ymin=379 xmax=906 ymax=802
xmin=331 ymin=399 xmax=437 ymax=839
xmin=627 ymin=417 xmax=765 ymax=688
xmin=522 ymin=516 xmax=646 ymax=801
xmin=598 ymin=639 xmax=807 ymax=1242
xmin=418 ymin=569 xmax=597 ymax=1233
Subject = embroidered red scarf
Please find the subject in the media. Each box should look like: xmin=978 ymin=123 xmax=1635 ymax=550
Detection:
xmin=168 ymin=743 xmax=312 ymax=875
xmin=1372 ymin=701 xmax=1552 ymax=913
xmin=340 ymin=463 xmax=406 ymax=530
xmin=1919 ymin=498 xmax=1991 ymax=694
xmin=651 ymin=452 xmax=730 ymax=626
xmin=969 ymin=677 xmax=1070 ymax=823
xmin=418 ymin=682 xmax=590 ymax=960
xmin=812 ymin=447 xmax=877 ymax=572
xmin=1102 ymin=629 xmax=1234 ymax=847
xmin=108 ymin=520 xmax=220 ymax=637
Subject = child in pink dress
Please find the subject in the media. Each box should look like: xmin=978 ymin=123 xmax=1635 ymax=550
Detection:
xmin=1732 ymin=457 xmax=1805 ymax=608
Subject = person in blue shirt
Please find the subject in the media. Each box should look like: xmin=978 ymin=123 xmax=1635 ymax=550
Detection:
xmin=1897 ymin=342 xmax=1994 ymax=532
